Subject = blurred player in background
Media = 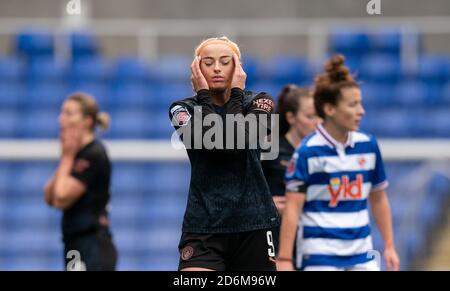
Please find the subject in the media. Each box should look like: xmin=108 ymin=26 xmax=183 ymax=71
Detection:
xmin=262 ymin=85 xmax=318 ymax=214
xmin=44 ymin=93 xmax=117 ymax=271
xmin=261 ymin=84 xmax=319 ymax=265
xmin=169 ymin=37 xmax=279 ymax=271
xmin=277 ymin=55 xmax=400 ymax=271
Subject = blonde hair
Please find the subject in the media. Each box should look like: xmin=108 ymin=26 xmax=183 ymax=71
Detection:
xmin=67 ymin=92 xmax=111 ymax=131
xmin=194 ymin=36 xmax=241 ymax=60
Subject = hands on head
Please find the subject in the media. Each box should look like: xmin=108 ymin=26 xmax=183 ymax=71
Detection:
xmin=190 ymin=53 xmax=246 ymax=93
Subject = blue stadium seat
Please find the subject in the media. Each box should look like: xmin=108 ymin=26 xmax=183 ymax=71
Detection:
xmin=360 ymin=54 xmax=401 ymax=84
xmin=145 ymin=163 xmax=190 ymax=194
xmin=0 ymin=110 xmax=20 ymax=138
xmin=2 ymin=198 xmax=56 ymax=229
xmin=20 ymin=109 xmax=59 ymax=138
xmin=0 ymin=162 xmax=11 ymax=195
xmin=442 ymin=82 xmax=450 ymax=106
xmin=71 ymin=57 xmax=110 ymax=83
xmin=247 ymin=82 xmax=282 ymax=102
xmin=393 ymin=80 xmax=427 ymax=107
xmin=26 ymin=83 xmax=69 ymax=109
xmin=152 ymin=83 xmax=192 ymax=110
xmin=329 ymin=29 xmax=370 ymax=56
xmin=417 ymin=55 xmax=450 ymax=85
xmin=241 ymin=54 xmax=261 ymax=86
xmin=422 ymin=83 xmax=443 ymax=107
xmin=107 ymin=109 xmax=152 ymax=138
xmin=109 ymin=201 xmax=145 ymax=229
xmin=11 ymin=162 xmax=57 ymax=196
xmin=0 ymin=82 xmax=24 ymax=109
xmin=261 ymin=55 xmax=309 ymax=84
xmin=363 ymin=109 xmax=415 ymax=138
xmin=15 ymin=30 xmax=54 ymax=59
xmin=360 ymin=83 xmax=392 ymax=109
xmin=145 ymin=198 xmax=186 ymax=222
xmin=427 ymin=173 xmax=450 ymax=202
xmin=148 ymin=110 xmax=175 ymax=139
xmin=113 ymin=56 xmax=151 ymax=84
xmin=70 ymin=32 xmax=99 ymax=60
xmin=27 ymin=57 xmax=67 ymax=83
xmin=152 ymin=55 xmax=191 ymax=83
xmin=428 ymin=109 xmax=450 ymax=137
xmin=111 ymin=84 xmax=152 ymax=110
xmin=369 ymin=29 xmax=401 ymax=56
xmin=111 ymin=163 xmax=148 ymax=195
xmin=0 ymin=56 xmax=24 ymax=80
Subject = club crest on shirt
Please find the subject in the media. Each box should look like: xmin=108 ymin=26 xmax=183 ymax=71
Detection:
xmin=181 ymin=246 xmax=194 ymax=261
xmin=358 ymin=156 xmax=367 ymax=167
xmin=73 ymin=159 xmax=90 ymax=173
xmin=171 ymin=105 xmax=191 ymax=127
xmin=286 ymin=152 xmax=298 ymax=177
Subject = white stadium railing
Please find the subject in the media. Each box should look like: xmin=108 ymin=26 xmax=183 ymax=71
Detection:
xmin=0 ymin=139 xmax=449 ymax=161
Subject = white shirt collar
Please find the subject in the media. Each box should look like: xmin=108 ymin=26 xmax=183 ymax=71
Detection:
xmin=316 ymin=123 xmax=355 ymax=149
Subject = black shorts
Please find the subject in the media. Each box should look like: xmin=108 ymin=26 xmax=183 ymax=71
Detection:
xmin=64 ymin=228 xmax=117 ymax=271
xmin=178 ymin=229 xmax=277 ymax=271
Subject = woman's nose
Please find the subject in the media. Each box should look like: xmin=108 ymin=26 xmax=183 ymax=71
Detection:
xmin=214 ymin=62 xmax=221 ymax=72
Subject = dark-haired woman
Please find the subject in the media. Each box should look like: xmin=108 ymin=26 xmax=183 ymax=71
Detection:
xmin=277 ymin=55 xmax=399 ymax=271
xmin=261 ymin=85 xmax=318 ymax=269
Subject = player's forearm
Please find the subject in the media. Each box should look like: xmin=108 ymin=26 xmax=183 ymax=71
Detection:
xmin=278 ymin=201 xmax=300 ymax=259
xmin=370 ymin=192 xmax=395 ymax=249
xmin=43 ymin=175 xmax=57 ymax=206
xmin=53 ymin=155 xmax=75 ymax=202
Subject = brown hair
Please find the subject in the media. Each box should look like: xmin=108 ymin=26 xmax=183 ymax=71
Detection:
xmin=277 ymin=84 xmax=312 ymax=135
xmin=67 ymin=92 xmax=110 ymax=131
xmin=313 ymin=54 xmax=358 ymax=119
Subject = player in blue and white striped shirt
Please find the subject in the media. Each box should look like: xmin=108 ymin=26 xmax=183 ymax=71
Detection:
xmin=277 ymin=54 xmax=400 ymax=271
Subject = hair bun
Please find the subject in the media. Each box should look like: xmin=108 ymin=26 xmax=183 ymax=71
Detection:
xmin=96 ymin=112 xmax=111 ymax=131
xmin=324 ymin=54 xmax=354 ymax=83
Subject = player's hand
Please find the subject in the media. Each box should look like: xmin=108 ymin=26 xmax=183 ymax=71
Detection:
xmin=384 ymin=246 xmax=400 ymax=271
xmin=276 ymin=259 xmax=295 ymax=271
xmin=60 ymin=125 xmax=82 ymax=157
xmin=231 ymin=53 xmax=246 ymax=90
xmin=191 ymin=56 xmax=209 ymax=92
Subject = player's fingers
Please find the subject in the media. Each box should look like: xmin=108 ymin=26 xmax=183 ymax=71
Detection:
xmin=393 ymin=257 xmax=400 ymax=271
xmin=232 ymin=53 xmax=240 ymax=71
xmin=194 ymin=56 xmax=203 ymax=77
xmin=386 ymin=256 xmax=394 ymax=271
xmin=190 ymin=58 xmax=197 ymax=77
xmin=190 ymin=74 xmax=196 ymax=91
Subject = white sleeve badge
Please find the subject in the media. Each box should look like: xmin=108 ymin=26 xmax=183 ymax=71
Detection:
xmin=171 ymin=105 xmax=192 ymax=127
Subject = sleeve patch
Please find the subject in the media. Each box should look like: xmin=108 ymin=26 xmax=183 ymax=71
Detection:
xmin=171 ymin=106 xmax=191 ymax=127
xmin=252 ymin=98 xmax=274 ymax=113
xmin=73 ymin=159 xmax=90 ymax=174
